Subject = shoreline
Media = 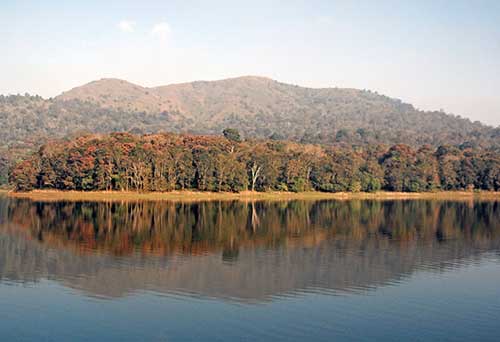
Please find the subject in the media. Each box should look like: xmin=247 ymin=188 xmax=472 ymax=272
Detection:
xmin=5 ymin=189 xmax=500 ymax=202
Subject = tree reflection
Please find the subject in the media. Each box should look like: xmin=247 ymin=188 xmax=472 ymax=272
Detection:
xmin=6 ymin=199 xmax=500 ymax=257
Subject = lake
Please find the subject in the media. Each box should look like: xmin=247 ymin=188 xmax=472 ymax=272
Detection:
xmin=0 ymin=195 xmax=499 ymax=341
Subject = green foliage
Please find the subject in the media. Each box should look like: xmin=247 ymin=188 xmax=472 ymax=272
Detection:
xmin=349 ymin=181 xmax=362 ymax=193
xmin=0 ymin=155 xmax=8 ymax=186
xmin=289 ymin=178 xmax=306 ymax=193
xmin=364 ymin=177 xmax=382 ymax=193
xmin=223 ymin=128 xmax=241 ymax=142
xmin=276 ymin=183 xmax=289 ymax=191
xmin=408 ymin=181 xmax=421 ymax=193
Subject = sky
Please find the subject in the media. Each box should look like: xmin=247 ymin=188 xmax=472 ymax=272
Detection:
xmin=1 ymin=0 xmax=499 ymax=126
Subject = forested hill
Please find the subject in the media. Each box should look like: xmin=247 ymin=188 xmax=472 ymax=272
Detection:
xmin=10 ymin=132 xmax=500 ymax=192
xmin=2 ymin=76 xmax=499 ymax=149
xmin=1 ymin=76 xmax=499 ymax=186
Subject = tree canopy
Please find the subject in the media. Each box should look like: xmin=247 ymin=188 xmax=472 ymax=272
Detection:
xmin=10 ymin=132 xmax=500 ymax=192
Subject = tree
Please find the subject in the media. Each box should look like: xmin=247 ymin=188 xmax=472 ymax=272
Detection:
xmin=381 ymin=144 xmax=416 ymax=192
xmin=436 ymin=145 xmax=461 ymax=190
xmin=0 ymin=153 xmax=9 ymax=186
xmin=223 ymin=128 xmax=241 ymax=142
xmin=10 ymin=158 xmax=39 ymax=191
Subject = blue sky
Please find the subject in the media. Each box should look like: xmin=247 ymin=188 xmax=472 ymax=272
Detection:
xmin=1 ymin=0 xmax=499 ymax=125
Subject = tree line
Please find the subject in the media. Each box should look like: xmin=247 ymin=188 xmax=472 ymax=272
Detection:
xmin=9 ymin=131 xmax=500 ymax=192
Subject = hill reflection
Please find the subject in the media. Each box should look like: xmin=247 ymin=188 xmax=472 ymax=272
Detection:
xmin=0 ymin=198 xmax=499 ymax=302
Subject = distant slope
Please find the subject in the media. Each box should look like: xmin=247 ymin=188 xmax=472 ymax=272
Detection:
xmin=58 ymin=78 xmax=168 ymax=113
xmin=54 ymin=76 xmax=499 ymax=147
xmin=0 ymin=76 xmax=498 ymax=152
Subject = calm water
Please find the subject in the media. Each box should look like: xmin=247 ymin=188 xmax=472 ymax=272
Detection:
xmin=0 ymin=195 xmax=499 ymax=341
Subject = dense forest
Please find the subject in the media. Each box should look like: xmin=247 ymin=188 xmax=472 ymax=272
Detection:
xmin=2 ymin=77 xmax=499 ymax=187
xmin=10 ymin=131 xmax=500 ymax=192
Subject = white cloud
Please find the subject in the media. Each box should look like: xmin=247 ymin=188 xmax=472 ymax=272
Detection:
xmin=118 ymin=20 xmax=136 ymax=33
xmin=151 ymin=22 xmax=171 ymax=40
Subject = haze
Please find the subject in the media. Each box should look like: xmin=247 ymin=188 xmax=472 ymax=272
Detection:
xmin=1 ymin=0 xmax=499 ymax=126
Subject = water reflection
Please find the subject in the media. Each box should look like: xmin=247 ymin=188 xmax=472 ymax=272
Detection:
xmin=0 ymin=198 xmax=499 ymax=302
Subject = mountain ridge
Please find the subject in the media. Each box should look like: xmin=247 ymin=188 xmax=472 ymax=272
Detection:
xmin=53 ymin=76 xmax=496 ymax=142
xmin=1 ymin=75 xmax=499 ymax=149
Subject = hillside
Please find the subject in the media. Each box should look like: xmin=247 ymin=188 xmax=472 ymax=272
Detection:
xmin=1 ymin=76 xmax=499 ymax=185
xmin=2 ymin=76 xmax=498 ymax=149
xmin=55 ymin=76 xmax=499 ymax=147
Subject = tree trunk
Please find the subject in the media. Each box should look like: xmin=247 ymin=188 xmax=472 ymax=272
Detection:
xmin=250 ymin=163 xmax=261 ymax=191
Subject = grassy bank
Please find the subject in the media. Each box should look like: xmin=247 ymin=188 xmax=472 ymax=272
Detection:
xmin=7 ymin=190 xmax=500 ymax=202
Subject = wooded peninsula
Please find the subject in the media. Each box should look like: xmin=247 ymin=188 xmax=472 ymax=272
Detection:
xmin=9 ymin=130 xmax=500 ymax=194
